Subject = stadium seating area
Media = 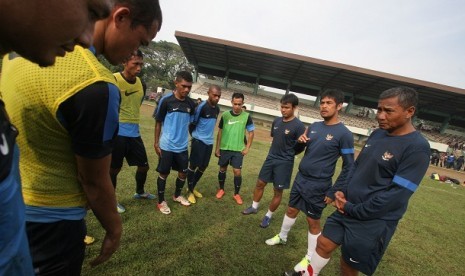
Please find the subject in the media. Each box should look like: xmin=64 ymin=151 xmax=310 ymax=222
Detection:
xmin=191 ymin=81 xmax=464 ymax=145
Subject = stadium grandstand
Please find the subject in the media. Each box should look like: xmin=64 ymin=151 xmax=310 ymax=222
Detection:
xmin=174 ymin=31 xmax=465 ymax=152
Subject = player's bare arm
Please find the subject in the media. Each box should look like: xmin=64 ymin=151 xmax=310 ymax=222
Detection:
xmin=75 ymin=154 xmax=122 ymax=267
xmin=154 ymin=120 xmax=162 ymax=157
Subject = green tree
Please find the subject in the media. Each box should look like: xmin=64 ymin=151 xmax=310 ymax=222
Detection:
xmin=140 ymin=40 xmax=193 ymax=92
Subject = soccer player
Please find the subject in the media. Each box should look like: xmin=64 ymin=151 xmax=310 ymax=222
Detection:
xmin=215 ymin=92 xmax=255 ymax=205
xmin=242 ymin=94 xmax=306 ymax=228
xmin=299 ymin=87 xmax=430 ymax=276
xmin=0 ymin=1 xmax=162 ymax=274
xmin=0 ymin=0 xmax=113 ymax=274
xmin=111 ymin=49 xmax=155 ymax=214
xmin=265 ymin=89 xmax=354 ymax=272
xmin=154 ymin=71 xmax=196 ymax=214
xmin=186 ymin=85 xmax=222 ymax=204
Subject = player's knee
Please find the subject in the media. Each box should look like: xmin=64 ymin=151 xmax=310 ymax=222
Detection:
xmin=138 ymin=166 xmax=149 ymax=173
xmin=316 ymin=235 xmax=337 ymax=256
xmin=286 ymin=206 xmax=299 ymax=218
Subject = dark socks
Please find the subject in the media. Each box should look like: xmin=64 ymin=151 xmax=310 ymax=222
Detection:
xmin=218 ymin=171 xmax=226 ymax=189
xmin=187 ymin=168 xmax=195 ymax=192
xmin=157 ymin=176 xmax=166 ymax=203
xmin=234 ymin=176 xmax=242 ymax=194
xmin=175 ymin=177 xmax=185 ymax=198
xmin=135 ymin=171 xmax=147 ymax=194
xmin=193 ymin=170 xmax=204 ymax=189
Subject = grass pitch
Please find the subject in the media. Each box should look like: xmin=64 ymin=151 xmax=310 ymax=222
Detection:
xmin=81 ymin=104 xmax=465 ymax=275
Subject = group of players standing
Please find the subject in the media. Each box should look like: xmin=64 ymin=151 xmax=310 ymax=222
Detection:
xmin=0 ymin=0 xmax=431 ymax=274
xmin=115 ymin=57 xmax=431 ymax=275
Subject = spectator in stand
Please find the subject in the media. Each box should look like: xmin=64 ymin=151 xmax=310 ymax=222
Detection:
xmin=455 ymin=156 xmax=464 ymax=171
xmin=446 ymin=154 xmax=455 ymax=169
xmin=439 ymin=152 xmax=446 ymax=168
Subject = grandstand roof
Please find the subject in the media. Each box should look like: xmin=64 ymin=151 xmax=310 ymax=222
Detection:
xmin=175 ymin=31 xmax=465 ymax=128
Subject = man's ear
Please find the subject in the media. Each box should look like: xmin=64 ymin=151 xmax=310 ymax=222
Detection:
xmin=113 ymin=7 xmax=131 ymax=28
xmin=405 ymin=106 xmax=415 ymax=119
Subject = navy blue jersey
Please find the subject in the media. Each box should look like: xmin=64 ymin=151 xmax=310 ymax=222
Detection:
xmin=155 ymin=93 xmax=195 ymax=152
xmin=268 ymin=117 xmax=306 ymax=161
xmin=192 ymin=101 xmax=220 ymax=145
xmin=296 ymin=121 xmax=354 ymax=198
xmin=57 ymin=82 xmax=120 ymax=159
xmin=344 ymin=129 xmax=430 ymax=221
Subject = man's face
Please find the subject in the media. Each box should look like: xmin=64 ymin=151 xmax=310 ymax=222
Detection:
xmin=124 ymin=55 xmax=143 ymax=78
xmin=8 ymin=0 xmax=113 ymax=66
xmin=280 ymin=102 xmax=295 ymax=119
xmin=207 ymin=88 xmax=221 ymax=106
xmin=174 ymin=79 xmax=192 ymax=98
xmin=103 ymin=15 xmax=159 ymax=65
xmin=231 ymin=97 xmax=244 ymax=114
xmin=376 ymin=96 xmax=414 ymax=134
xmin=320 ymin=96 xmax=341 ymax=119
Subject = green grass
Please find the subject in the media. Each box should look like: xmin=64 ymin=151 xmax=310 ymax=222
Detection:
xmin=82 ymin=105 xmax=465 ymax=275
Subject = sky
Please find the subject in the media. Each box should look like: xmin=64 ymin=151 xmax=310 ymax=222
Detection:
xmin=155 ymin=0 xmax=465 ymax=89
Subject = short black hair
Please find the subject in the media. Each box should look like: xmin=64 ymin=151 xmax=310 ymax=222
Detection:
xmin=175 ymin=71 xmax=193 ymax=82
xmin=232 ymin=92 xmax=244 ymax=101
xmin=320 ymin=89 xmax=344 ymax=105
xmin=116 ymin=0 xmax=163 ymax=31
xmin=379 ymin=86 xmax=418 ymax=109
xmin=281 ymin=93 xmax=299 ymax=107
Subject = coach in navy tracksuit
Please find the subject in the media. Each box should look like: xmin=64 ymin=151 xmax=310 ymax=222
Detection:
xmin=307 ymin=87 xmax=430 ymax=276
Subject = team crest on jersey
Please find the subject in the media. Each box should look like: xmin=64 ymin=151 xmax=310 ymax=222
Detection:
xmin=285 ymin=129 xmax=290 ymax=134
xmin=382 ymin=151 xmax=394 ymax=161
xmin=325 ymin=134 xmax=333 ymax=141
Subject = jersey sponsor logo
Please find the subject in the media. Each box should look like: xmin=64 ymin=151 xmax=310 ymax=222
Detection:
xmin=382 ymin=151 xmax=394 ymax=161
xmin=228 ymin=120 xmax=239 ymax=125
xmin=124 ymin=90 xmax=139 ymax=96
xmin=285 ymin=129 xmax=290 ymax=134
xmin=0 ymin=133 xmax=9 ymax=155
xmin=349 ymin=258 xmax=360 ymax=264
xmin=325 ymin=134 xmax=333 ymax=141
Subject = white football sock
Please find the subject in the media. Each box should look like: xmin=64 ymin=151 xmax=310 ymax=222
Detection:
xmin=309 ymin=252 xmax=330 ymax=275
xmin=252 ymin=201 xmax=259 ymax=209
xmin=279 ymin=214 xmax=296 ymax=240
xmin=265 ymin=209 xmax=274 ymax=218
xmin=307 ymin=232 xmax=321 ymax=260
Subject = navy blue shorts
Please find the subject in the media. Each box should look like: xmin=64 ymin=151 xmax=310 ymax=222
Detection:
xmin=323 ymin=211 xmax=399 ymax=275
xmin=111 ymin=136 xmax=148 ymax=168
xmin=156 ymin=150 xmax=188 ymax=174
xmin=218 ymin=150 xmax=243 ymax=169
xmin=288 ymin=172 xmax=331 ymax=219
xmin=189 ymin=138 xmax=213 ymax=169
xmin=258 ymin=157 xmax=294 ymax=189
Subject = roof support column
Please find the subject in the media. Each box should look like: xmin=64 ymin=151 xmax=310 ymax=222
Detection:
xmin=253 ymin=77 xmax=260 ymax=95
xmin=345 ymin=97 xmax=353 ymax=113
xmin=440 ymin=117 xmax=450 ymax=134
xmin=224 ymin=72 xmax=229 ymax=88
xmin=193 ymin=69 xmax=198 ymax=82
